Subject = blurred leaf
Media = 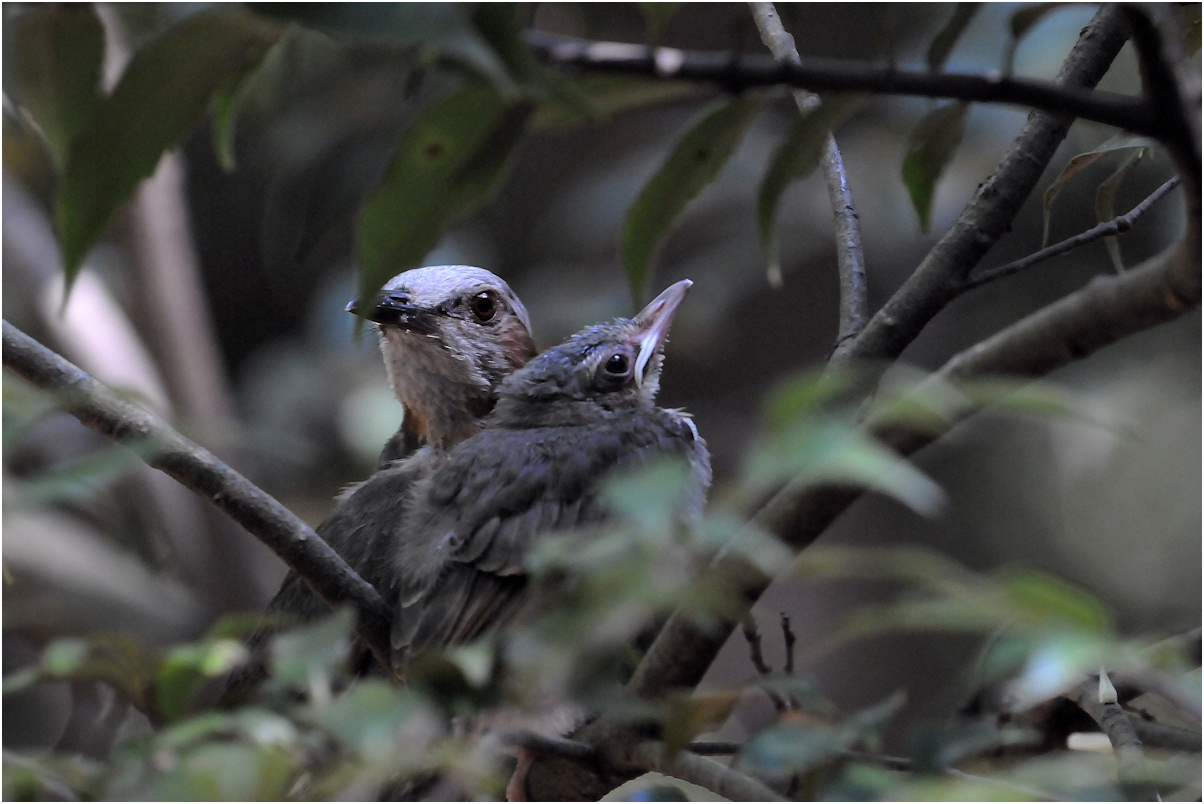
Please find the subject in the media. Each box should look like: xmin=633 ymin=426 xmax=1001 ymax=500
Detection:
xmin=762 ymin=368 xmax=859 ymax=432
xmin=269 ymin=608 xmax=355 ymax=696
xmin=662 ymin=689 xmax=740 ymax=755
xmin=743 ymin=419 xmax=946 ymax=517
xmin=355 ymin=80 xmax=532 ymax=311
xmin=1007 ymin=632 xmax=1112 ymax=706
xmin=901 ymin=102 xmax=968 ymax=233
xmin=1095 ymin=148 xmax=1145 ymax=272
xmin=302 ymin=679 xmax=430 ymax=762
xmin=133 ymin=741 xmax=296 ymax=801
xmin=757 ymin=94 xmax=862 ymax=284
xmin=469 ymin=2 xmax=571 ymax=108
xmin=6 ymin=4 xmax=103 ymax=169
xmin=639 ymin=3 xmax=682 ymax=46
xmin=600 ymin=456 xmax=692 ymax=530
xmin=995 ymin=569 xmax=1112 ymax=633
xmin=926 ymin=4 xmax=981 ymax=72
xmin=1041 ymin=134 xmax=1158 ymax=247
xmin=156 ymin=639 xmax=248 ymax=724
xmin=57 ymin=10 xmax=283 ymax=285
xmin=8 ymin=635 xmax=157 ymax=714
xmin=531 ymin=75 xmax=705 ymax=131
xmin=2 ymin=379 xmax=61 ymax=459
xmin=8 ymin=438 xmax=157 ymax=510
xmin=1004 ymin=3 xmax=1072 ymax=74
xmin=909 ymin=719 xmax=1035 ymax=773
xmin=622 ymin=95 xmax=764 ymax=304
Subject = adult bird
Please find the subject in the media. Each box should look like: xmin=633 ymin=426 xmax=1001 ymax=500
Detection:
xmin=220 ymin=266 xmax=535 ymax=702
xmin=388 ymin=279 xmax=710 ymax=670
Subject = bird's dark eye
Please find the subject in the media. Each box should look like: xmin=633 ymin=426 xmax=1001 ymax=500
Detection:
xmin=470 ymin=291 xmax=497 ymax=322
xmin=604 ymin=352 xmax=629 ymax=376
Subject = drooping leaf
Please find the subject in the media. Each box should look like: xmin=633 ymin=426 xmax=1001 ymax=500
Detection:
xmin=6 ymin=4 xmax=104 ymax=169
xmin=1095 ymin=148 xmax=1145 ymax=272
xmin=1004 ymin=3 xmax=1071 ymax=73
xmin=926 ymin=4 xmax=981 ymax=72
xmin=901 ymin=102 xmax=969 ymax=233
xmin=1041 ymin=134 xmax=1158 ymax=246
xmin=208 ymin=25 xmax=297 ymax=172
xmin=268 ymin=608 xmax=356 ymax=694
xmin=56 ymin=10 xmax=284 ymax=285
xmin=622 ymin=95 xmax=764 ymax=304
xmin=757 ymin=94 xmax=862 ymax=284
xmin=355 ymin=81 xmax=532 ymax=310
xmin=9 ymin=438 xmax=157 ymax=510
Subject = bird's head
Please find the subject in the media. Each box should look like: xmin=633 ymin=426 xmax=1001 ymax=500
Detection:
xmin=348 ymin=266 xmax=536 ymax=448
xmin=492 ymin=279 xmax=692 ymax=428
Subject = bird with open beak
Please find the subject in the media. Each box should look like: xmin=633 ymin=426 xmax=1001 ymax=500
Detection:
xmin=389 ymin=278 xmax=710 ymax=669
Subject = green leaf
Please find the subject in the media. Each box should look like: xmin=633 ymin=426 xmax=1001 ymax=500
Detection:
xmin=6 ymin=4 xmax=104 ymax=169
xmin=156 ymin=639 xmax=247 ymax=724
xmin=268 ymin=608 xmax=355 ymax=694
xmin=622 ymin=96 xmax=764 ymax=303
xmin=1041 ymin=134 xmax=1158 ymax=247
xmin=995 ymin=569 xmax=1113 ymax=633
xmin=8 ymin=438 xmax=157 ymax=510
xmin=56 ymin=10 xmax=284 ymax=285
xmin=757 ymin=94 xmax=862 ymax=284
xmin=926 ymin=4 xmax=981 ymax=72
xmin=743 ymin=419 xmax=946 ymax=516
xmin=1095 ymin=148 xmax=1145 ymax=273
xmin=355 ymin=80 xmax=532 ymax=310
xmin=762 ymin=367 xmax=858 ymax=431
xmin=901 ymin=102 xmax=968 ymax=233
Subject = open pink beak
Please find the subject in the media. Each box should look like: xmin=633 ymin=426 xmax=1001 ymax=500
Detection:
xmin=631 ymin=279 xmax=692 ymax=386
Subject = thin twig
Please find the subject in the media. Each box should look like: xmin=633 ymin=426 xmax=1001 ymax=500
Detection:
xmin=1 ymin=320 xmax=395 ymax=672
xmin=741 ymin=613 xmax=773 ymax=675
xmin=780 ymin=612 xmax=796 ymax=676
xmin=749 ymin=3 xmax=868 ymax=342
xmin=686 ymin=740 xmax=744 ymax=756
xmin=1128 ymin=720 xmax=1202 ymax=753
xmin=961 ymin=177 xmax=1181 ymax=292
xmin=525 ymin=30 xmax=1159 ymax=137
xmin=626 ymin=741 xmax=789 ymax=802
xmin=629 ymin=235 xmax=1198 ymax=700
xmin=1078 ymin=675 xmax=1156 ymax=800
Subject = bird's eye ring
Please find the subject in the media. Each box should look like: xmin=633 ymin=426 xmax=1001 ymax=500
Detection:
xmin=470 ymin=291 xmax=497 ymax=322
xmin=604 ymin=352 xmax=630 ymax=376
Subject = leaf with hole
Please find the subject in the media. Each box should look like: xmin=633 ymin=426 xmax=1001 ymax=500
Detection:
xmin=902 ymin=102 xmax=969 ymax=233
xmin=622 ymin=95 xmax=764 ymax=304
xmin=56 ymin=10 xmax=284 ymax=287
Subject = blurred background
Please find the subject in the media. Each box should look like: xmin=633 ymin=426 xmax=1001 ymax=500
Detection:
xmin=4 ymin=2 xmax=1198 ymax=759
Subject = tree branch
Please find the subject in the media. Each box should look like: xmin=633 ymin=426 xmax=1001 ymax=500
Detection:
xmin=624 ymin=741 xmax=788 ymax=802
xmin=960 ymin=176 xmax=1180 ymax=293
xmin=834 ymin=4 xmax=1131 ymax=369
xmin=1 ymin=320 xmax=395 ymax=672
xmin=525 ymin=27 xmax=1159 ymax=137
xmin=749 ymin=2 xmax=867 ymax=342
xmin=1073 ymin=676 xmax=1155 ymax=800
xmin=629 ymin=235 xmax=1198 ymax=700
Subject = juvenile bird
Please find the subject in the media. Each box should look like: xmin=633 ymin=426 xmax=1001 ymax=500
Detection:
xmin=221 ymin=266 xmax=535 ymax=702
xmin=389 ymin=279 xmax=710 ymax=667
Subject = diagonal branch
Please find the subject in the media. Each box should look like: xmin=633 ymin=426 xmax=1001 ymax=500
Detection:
xmin=1 ymin=320 xmax=395 ymax=671
xmin=629 ymin=236 xmax=1199 ymax=700
xmin=525 ymin=28 xmax=1159 ymax=137
xmin=624 ymin=741 xmax=788 ymax=802
xmin=959 ymin=176 xmax=1180 ymax=293
xmin=749 ymin=2 xmax=868 ymax=343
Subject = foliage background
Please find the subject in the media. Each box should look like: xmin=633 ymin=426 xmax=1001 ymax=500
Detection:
xmin=2 ymin=2 xmax=1198 ymax=799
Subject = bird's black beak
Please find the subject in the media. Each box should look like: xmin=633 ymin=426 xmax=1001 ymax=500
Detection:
xmin=346 ymin=291 xmax=438 ymax=335
xmin=631 ymin=279 xmax=692 ymax=386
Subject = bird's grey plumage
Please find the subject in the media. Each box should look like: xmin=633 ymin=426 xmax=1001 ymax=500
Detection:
xmin=219 ymin=266 xmax=534 ymax=703
xmin=388 ymin=279 xmax=710 ymax=669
